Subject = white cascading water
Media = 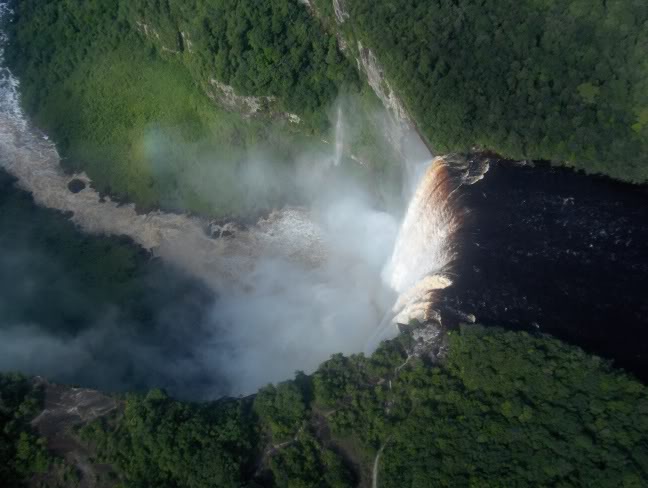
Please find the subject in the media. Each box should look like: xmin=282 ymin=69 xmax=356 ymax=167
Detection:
xmin=333 ymin=105 xmax=344 ymax=166
xmin=365 ymin=158 xmax=460 ymax=350
xmin=377 ymin=157 xmax=461 ymax=333
xmin=383 ymin=158 xmax=459 ymax=294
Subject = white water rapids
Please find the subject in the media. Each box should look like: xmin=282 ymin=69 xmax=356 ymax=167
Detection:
xmin=0 ymin=4 xmax=327 ymax=292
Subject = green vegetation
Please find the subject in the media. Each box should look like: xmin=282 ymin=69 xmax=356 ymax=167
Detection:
xmin=254 ymin=381 xmax=307 ymax=443
xmin=2 ymin=171 xmax=646 ymax=483
xmin=5 ymin=0 xmax=647 ymax=216
xmin=267 ymin=430 xmax=355 ymax=488
xmin=314 ymin=0 xmax=648 ymax=182
xmin=80 ymin=389 xmax=257 ymax=488
xmin=5 ymin=0 xmax=395 ymax=217
xmin=377 ymin=328 xmax=648 ymax=487
xmin=73 ymin=326 xmax=648 ymax=487
xmin=0 ymin=374 xmax=52 ymax=486
xmin=4 ymin=324 xmax=646 ymax=486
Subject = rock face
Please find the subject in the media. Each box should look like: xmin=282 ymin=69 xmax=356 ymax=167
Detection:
xmin=206 ymin=79 xmax=276 ymax=117
xmin=31 ymin=379 xmax=117 ymax=437
xmin=206 ymin=79 xmax=302 ymax=123
xmin=333 ymin=0 xmax=350 ymax=24
xmin=355 ymin=40 xmax=432 ymax=169
xmin=356 ymin=42 xmax=412 ymax=134
xmin=301 ymin=1 xmax=429 ymax=163
xmin=409 ymin=322 xmax=448 ymax=362
xmin=67 ymin=178 xmax=87 ymax=194
xmin=135 ymin=20 xmax=160 ymax=41
xmin=134 ymin=17 xmax=299 ymax=122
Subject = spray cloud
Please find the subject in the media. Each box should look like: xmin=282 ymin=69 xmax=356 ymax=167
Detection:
xmin=0 ymin=3 xmax=457 ymax=397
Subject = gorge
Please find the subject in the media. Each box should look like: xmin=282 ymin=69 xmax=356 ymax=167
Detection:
xmin=0 ymin=1 xmax=647 ymax=487
xmin=0 ymin=0 xmax=647 ymax=394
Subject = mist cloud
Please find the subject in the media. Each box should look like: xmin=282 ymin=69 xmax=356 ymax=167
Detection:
xmin=0 ymin=93 xmax=430 ymax=399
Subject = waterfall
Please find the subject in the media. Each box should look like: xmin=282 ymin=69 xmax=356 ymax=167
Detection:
xmin=380 ymin=157 xmax=460 ymax=329
xmin=366 ymin=157 xmax=460 ymax=350
xmin=333 ymin=105 xmax=344 ymax=166
xmin=384 ymin=158 xmax=459 ymax=293
xmin=0 ymin=1 xmax=453 ymax=389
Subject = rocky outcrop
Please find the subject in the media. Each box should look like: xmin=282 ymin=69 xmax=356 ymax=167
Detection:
xmin=302 ymin=2 xmax=430 ymax=160
xmin=409 ymin=322 xmax=449 ymax=362
xmin=133 ymin=19 xmax=299 ymax=122
xmin=441 ymin=153 xmax=491 ymax=185
xmin=356 ymin=42 xmax=412 ymax=132
xmin=207 ymin=79 xmax=276 ymax=117
xmin=333 ymin=0 xmax=350 ymax=24
xmin=180 ymin=31 xmax=193 ymax=53
xmin=135 ymin=20 xmax=180 ymax=54
xmin=31 ymin=379 xmax=117 ymax=437
xmin=205 ymin=79 xmax=302 ymax=123
xmin=31 ymin=379 xmax=119 ymax=488
xmin=135 ymin=20 xmax=160 ymax=41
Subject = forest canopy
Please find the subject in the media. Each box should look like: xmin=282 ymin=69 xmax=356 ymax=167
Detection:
xmin=3 ymin=0 xmax=367 ymax=217
xmin=58 ymin=327 xmax=648 ymax=486
xmin=314 ymin=0 xmax=648 ymax=182
xmin=6 ymin=0 xmax=646 ymax=216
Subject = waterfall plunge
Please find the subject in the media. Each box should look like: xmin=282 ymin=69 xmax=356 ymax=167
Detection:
xmin=382 ymin=157 xmax=460 ymax=324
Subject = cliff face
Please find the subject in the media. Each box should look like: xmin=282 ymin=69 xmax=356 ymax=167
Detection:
xmin=308 ymin=0 xmax=433 ymax=175
xmin=136 ymin=17 xmax=303 ymax=123
xmin=311 ymin=0 xmax=648 ymax=184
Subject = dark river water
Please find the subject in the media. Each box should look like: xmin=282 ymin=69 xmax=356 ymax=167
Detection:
xmin=441 ymin=160 xmax=648 ymax=381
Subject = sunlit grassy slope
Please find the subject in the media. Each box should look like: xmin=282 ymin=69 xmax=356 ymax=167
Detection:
xmin=5 ymin=0 xmax=399 ymax=218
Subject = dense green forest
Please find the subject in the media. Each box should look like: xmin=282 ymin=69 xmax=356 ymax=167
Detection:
xmin=3 ymin=326 xmax=639 ymax=487
xmin=6 ymin=0 xmax=646 ymax=218
xmin=313 ymin=0 xmax=648 ymax=182
xmin=0 ymin=375 xmax=54 ymax=487
xmin=5 ymin=0 xmax=396 ymax=217
xmin=2 ymin=1 xmax=648 ymax=485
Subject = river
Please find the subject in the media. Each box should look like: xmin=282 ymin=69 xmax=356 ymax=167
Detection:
xmin=439 ymin=157 xmax=648 ymax=381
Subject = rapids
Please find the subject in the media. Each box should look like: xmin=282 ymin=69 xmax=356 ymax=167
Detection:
xmin=0 ymin=4 xmax=326 ymax=292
